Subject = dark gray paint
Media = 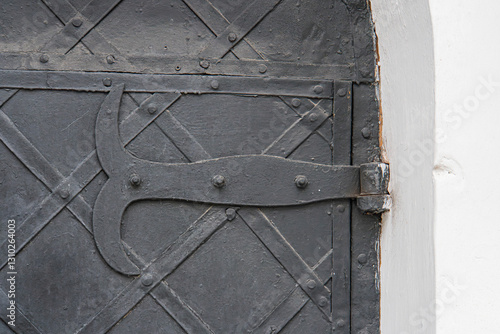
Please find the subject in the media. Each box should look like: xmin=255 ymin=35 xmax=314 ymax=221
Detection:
xmin=0 ymin=0 xmax=383 ymax=333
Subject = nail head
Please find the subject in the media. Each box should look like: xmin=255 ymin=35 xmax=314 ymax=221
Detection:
xmin=318 ymin=296 xmax=328 ymax=307
xmin=212 ymin=175 xmax=226 ymax=188
xmin=147 ymin=104 xmax=157 ymax=114
xmin=130 ymin=174 xmax=141 ymax=187
xmin=141 ymin=273 xmax=153 ymax=286
xmin=309 ymin=113 xmax=318 ymax=122
xmin=228 ymin=32 xmax=237 ymax=42
xmin=210 ymin=80 xmax=220 ymax=90
xmin=306 ymin=279 xmax=317 ymax=289
xmin=291 ymin=98 xmax=302 ymax=108
xmin=361 ymin=127 xmax=371 ymax=139
xmin=295 ymin=175 xmax=308 ymax=189
xmin=39 ymin=54 xmax=49 ymax=63
xmin=226 ymin=208 xmax=237 ymax=221
xmin=72 ymin=18 xmax=83 ymax=27
xmin=60 ymin=189 xmax=70 ymax=199
xmin=103 ymin=78 xmax=112 ymax=87
xmin=357 ymin=253 xmax=368 ymax=265
xmin=199 ymin=60 xmax=210 ymax=69
xmin=337 ymin=88 xmax=347 ymax=97
xmin=313 ymin=85 xmax=324 ymax=94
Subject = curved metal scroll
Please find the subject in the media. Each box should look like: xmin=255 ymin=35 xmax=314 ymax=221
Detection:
xmin=93 ymin=86 xmax=360 ymax=275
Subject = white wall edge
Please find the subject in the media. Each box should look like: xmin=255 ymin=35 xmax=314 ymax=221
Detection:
xmin=370 ymin=1 xmax=436 ymax=333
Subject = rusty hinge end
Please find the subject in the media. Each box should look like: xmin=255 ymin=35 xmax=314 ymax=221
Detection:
xmin=357 ymin=162 xmax=391 ymax=214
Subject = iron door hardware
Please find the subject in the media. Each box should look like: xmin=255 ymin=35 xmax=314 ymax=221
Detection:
xmin=0 ymin=0 xmax=382 ymax=331
xmin=93 ymin=85 xmax=391 ymax=276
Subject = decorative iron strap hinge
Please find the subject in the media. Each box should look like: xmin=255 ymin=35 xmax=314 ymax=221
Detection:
xmin=93 ymin=85 xmax=391 ymax=275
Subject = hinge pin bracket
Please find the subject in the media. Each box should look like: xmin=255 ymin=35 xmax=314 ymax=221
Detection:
xmin=357 ymin=162 xmax=391 ymax=214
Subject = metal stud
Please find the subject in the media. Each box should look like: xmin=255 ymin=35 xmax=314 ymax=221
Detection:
xmin=147 ymin=104 xmax=157 ymax=114
xmin=337 ymin=88 xmax=347 ymax=97
xmin=361 ymin=127 xmax=371 ymax=139
xmin=318 ymin=296 xmax=328 ymax=307
xmin=360 ymin=68 xmax=372 ymax=78
xmin=306 ymin=279 xmax=316 ymax=289
xmin=308 ymin=113 xmax=318 ymax=122
xmin=226 ymin=208 xmax=237 ymax=221
xmin=39 ymin=54 xmax=49 ymax=63
xmin=337 ymin=204 xmax=346 ymax=213
xmin=291 ymin=98 xmax=301 ymax=108
xmin=336 ymin=319 xmax=346 ymax=328
xmin=294 ymin=175 xmax=308 ymax=189
xmin=357 ymin=253 xmax=368 ymax=265
xmin=102 ymin=78 xmax=112 ymax=87
xmin=210 ymin=80 xmax=220 ymax=90
xmin=199 ymin=60 xmax=210 ymax=69
xmin=60 ymin=189 xmax=70 ymax=199
xmin=313 ymin=85 xmax=324 ymax=94
xmin=175 ymin=65 xmax=181 ymax=71
xmin=72 ymin=18 xmax=83 ymax=27
xmin=258 ymin=64 xmax=267 ymax=74
xmin=141 ymin=273 xmax=153 ymax=286
xmin=212 ymin=175 xmax=226 ymax=188
xmin=129 ymin=174 xmax=141 ymax=187
xmin=106 ymin=55 xmax=115 ymax=64
xmin=228 ymin=32 xmax=237 ymax=42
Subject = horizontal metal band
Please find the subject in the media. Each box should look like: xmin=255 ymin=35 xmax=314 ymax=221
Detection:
xmin=0 ymin=52 xmax=360 ymax=81
xmin=0 ymin=69 xmax=333 ymax=98
xmin=108 ymin=156 xmax=361 ymax=206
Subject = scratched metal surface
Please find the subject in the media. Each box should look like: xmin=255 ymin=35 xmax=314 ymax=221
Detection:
xmin=0 ymin=0 xmax=381 ymax=333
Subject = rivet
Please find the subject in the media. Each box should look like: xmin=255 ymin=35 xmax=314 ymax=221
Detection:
xmin=306 ymin=279 xmax=316 ymax=289
xmin=361 ymin=127 xmax=371 ymax=139
xmin=199 ymin=60 xmax=210 ymax=69
xmin=360 ymin=68 xmax=372 ymax=78
xmin=60 ymin=189 xmax=70 ymax=199
xmin=141 ymin=273 xmax=153 ymax=286
xmin=258 ymin=64 xmax=267 ymax=74
xmin=129 ymin=174 xmax=141 ymax=187
xmin=39 ymin=54 xmax=49 ymax=63
xmin=294 ymin=175 xmax=308 ymax=189
xmin=72 ymin=18 xmax=83 ymax=27
xmin=102 ymin=78 xmax=112 ymax=87
xmin=210 ymin=80 xmax=220 ymax=90
xmin=106 ymin=55 xmax=115 ymax=64
xmin=175 ymin=65 xmax=182 ymax=71
xmin=313 ymin=85 xmax=324 ymax=94
xmin=337 ymin=204 xmax=345 ymax=213
xmin=309 ymin=113 xmax=318 ymax=122
xmin=336 ymin=319 xmax=346 ymax=328
xmin=226 ymin=208 xmax=237 ymax=221
xmin=212 ymin=175 xmax=226 ymax=188
xmin=318 ymin=296 xmax=328 ymax=307
xmin=228 ymin=32 xmax=237 ymax=42
xmin=147 ymin=104 xmax=157 ymax=114
xmin=357 ymin=253 xmax=368 ymax=265
xmin=337 ymin=88 xmax=347 ymax=97
xmin=291 ymin=98 xmax=301 ymax=108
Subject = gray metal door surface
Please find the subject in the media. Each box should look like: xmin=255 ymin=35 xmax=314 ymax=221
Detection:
xmin=0 ymin=0 xmax=386 ymax=333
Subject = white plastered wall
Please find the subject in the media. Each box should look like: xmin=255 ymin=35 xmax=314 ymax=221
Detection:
xmin=370 ymin=1 xmax=436 ymax=333
xmin=371 ymin=0 xmax=500 ymax=333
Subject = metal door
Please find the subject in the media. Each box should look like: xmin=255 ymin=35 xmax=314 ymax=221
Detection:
xmin=0 ymin=0 xmax=387 ymax=333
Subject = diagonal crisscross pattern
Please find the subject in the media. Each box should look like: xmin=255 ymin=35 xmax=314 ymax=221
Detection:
xmin=0 ymin=0 xmax=361 ymax=331
xmin=0 ymin=86 xmax=338 ymax=333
